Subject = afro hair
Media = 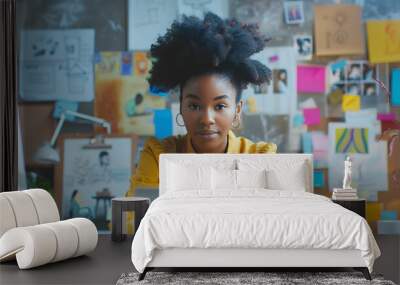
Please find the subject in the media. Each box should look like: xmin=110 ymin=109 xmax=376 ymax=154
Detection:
xmin=148 ymin=12 xmax=271 ymax=98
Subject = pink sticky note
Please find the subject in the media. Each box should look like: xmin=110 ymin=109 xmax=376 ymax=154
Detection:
xmin=303 ymin=108 xmax=321 ymax=126
xmin=377 ymin=113 xmax=396 ymax=122
xmin=297 ymin=65 xmax=326 ymax=93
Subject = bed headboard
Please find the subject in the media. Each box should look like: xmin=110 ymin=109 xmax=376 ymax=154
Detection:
xmin=159 ymin=154 xmax=313 ymax=196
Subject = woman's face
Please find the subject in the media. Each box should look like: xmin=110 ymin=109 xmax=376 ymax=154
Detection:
xmin=181 ymin=74 xmax=242 ymax=153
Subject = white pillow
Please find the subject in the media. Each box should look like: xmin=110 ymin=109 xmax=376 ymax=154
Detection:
xmin=211 ymin=169 xmax=267 ymax=190
xmin=237 ymin=169 xmax=267 ymax=189
xmin=167 ymin=162 xmax=212 ymax=191
xmin=266 ymin=168 xmax=307 ymax=191
xmin=212 ymin=168 xmax=237 ymax=190
xmin=237 ymin=159 xmax=309 ymax=192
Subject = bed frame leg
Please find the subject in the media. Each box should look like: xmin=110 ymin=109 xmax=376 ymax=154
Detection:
xmin=354 ymin=267 xmax=371 ymax=280
xmin=138 ymin=268 xmax=148 ymax=281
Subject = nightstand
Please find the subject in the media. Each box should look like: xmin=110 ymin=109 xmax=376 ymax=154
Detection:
xmin=332 ymin=199 xmax=366 ymax=218
xmin=111 ymin=197 xmax=150 ymax=242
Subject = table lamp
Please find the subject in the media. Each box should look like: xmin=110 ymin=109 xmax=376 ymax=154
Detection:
xmin=33 ymin=110 xmax=112 ymax=164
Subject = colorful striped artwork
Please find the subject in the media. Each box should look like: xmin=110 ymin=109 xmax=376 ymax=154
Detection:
xmin=335 ymin=128 xmax=369 ymax=153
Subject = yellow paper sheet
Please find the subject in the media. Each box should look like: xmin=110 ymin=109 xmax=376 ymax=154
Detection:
xmin=342 ymin=94 xmax=360 ymax=112
xmin=367 ymin=20 xmax=400 ymax=63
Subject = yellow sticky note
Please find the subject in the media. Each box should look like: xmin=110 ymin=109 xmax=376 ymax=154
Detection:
xmin=342 ymin=94 xmax=360 ymax=112
xmin=367 ymin=20 xmax=400 ymax=63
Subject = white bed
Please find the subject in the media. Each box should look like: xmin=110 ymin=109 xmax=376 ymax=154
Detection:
xmin=131 ymin=154 xmax=380 ymax=280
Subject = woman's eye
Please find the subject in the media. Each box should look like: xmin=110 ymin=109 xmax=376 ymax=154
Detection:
xmin=215 ymin=104 xmax=227 ymax=110
xmin=188 ymin=103 xmax=200 ymax=111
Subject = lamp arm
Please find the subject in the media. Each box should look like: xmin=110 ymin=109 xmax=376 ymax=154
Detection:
xmin=65 ymin=110 xmax=111 ymax=134
xmin=50 ymin=110 xmax=112 ymax=147
xmin=50 ymin=112 xmax=66 ymax=147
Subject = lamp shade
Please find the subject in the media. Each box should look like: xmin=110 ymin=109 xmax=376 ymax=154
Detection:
xmin=33 ymin=142 xmax=60 ymax=164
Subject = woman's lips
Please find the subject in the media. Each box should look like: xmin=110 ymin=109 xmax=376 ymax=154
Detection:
xmin=196 ymin=131 xmax=219 ymax=139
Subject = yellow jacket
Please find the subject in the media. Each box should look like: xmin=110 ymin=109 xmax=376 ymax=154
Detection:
xmin=126 ymin=131 xmax=277 ymax=196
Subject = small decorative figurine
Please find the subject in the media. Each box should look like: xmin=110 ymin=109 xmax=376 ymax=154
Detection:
xmin=342 ymin=156 xmax=352 ymax=189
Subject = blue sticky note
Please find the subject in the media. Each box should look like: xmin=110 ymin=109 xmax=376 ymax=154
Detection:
xmin=331 ymin=59 xmax=347 ymax=72
xmin=302 ymin=132 xmax=313 ymax=153
xmin=53 ymin=100 xmax=79 ymax=121
xmin=313 ymin=170 xmax=324 ymax=188
xmin=391 ymin=69 xmax=400 ymax=106
xmin=380 ymin=210 xmax=398 ymax=220
xmin=154 ymin=109 xmax=172 ymax=139
xmin=293 ymin=113 xmax=304 ymax=127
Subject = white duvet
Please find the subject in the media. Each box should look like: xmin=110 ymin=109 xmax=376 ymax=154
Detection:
xmin=131 ymin=190 xmax=380 ymax=273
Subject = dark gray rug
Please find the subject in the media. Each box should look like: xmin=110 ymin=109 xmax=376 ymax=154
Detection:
xmin=116 ymin=271 xmax=396 ymax=285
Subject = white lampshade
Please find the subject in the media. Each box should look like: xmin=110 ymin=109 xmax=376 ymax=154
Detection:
xmin=33 ymin=142 xmax=60 ymax=164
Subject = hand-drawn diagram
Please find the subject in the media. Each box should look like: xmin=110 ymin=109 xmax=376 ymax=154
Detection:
xmin=19 ymin=29 xmax=95 ymax=101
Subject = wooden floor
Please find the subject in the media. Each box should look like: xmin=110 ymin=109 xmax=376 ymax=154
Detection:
xmin=0 ymin=235 xmax=133 ymax=285
xmin=1 ymin=234 xmax=398 ymax=285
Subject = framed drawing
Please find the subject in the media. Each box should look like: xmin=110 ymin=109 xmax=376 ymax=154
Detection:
xmin=54 ymin=133 xmax=138 ymax=232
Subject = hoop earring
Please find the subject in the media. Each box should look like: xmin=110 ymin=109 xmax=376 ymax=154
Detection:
xmin=232 ymin=116 xmax=241 ymax=129
xmin=175 ymin=113 xmax=185 ymax=127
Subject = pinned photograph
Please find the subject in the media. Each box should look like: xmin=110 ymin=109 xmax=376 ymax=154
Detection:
xmin=347 ymin=63 xmax=362 ymax=81
xmin=294 ymin=35 xmax=313 ymax=60
xmin=284 ymin=1 xmax=304 ymax=24
xmin=363 ymin=64 xmax=375 ymax=80
xmin=363 ymin=83 xmax=377 ymax=96
xmin=273 ymin=69 xmax=288 ymax=94
xmin=346 ymin=83 xmax=361 ymax=95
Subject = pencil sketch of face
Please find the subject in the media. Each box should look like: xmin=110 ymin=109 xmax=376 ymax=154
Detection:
xmin=99 ymin=151 xmax=110 ymax=167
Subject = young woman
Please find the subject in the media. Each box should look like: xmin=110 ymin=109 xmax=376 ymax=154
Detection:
xmin=126 ymin=12 xmax=277 ymax=197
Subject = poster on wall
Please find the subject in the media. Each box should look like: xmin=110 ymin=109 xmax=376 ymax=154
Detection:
xmin=19 ymin=29 xmax=95 ymax=102
xmin=58 ymin=135 xmax=137 ymax=232
xmin=314 ymin=5 xmax=364 ymax=56
xmin=328 ymin=121 xmax=388 ymax=201
xmin=94 ymin=51 xmax=167 ymax=136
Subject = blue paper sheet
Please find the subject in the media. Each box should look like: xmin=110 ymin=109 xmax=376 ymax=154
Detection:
xmin=154 ymin=109 xmax=172 ymax=139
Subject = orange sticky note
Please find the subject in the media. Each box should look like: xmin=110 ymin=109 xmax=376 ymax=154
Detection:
xmin=342 ymin=94 xmax=360 ymax=112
